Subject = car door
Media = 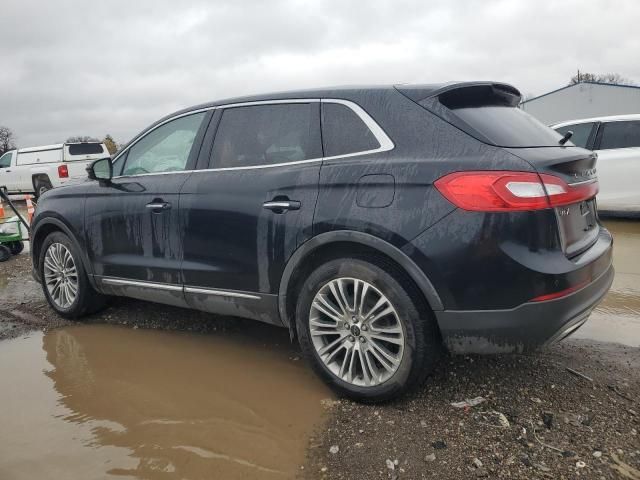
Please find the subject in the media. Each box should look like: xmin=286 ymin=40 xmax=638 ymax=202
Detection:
xmin=85 ymin=110 xmax=212 ymax=306
xmin=179 ymin=101 xmax=322 ymax=323
xmin=592 ymin=120 xmax=640 ymax=211
xmin=0 ymin=151 xmax=17 ymax=192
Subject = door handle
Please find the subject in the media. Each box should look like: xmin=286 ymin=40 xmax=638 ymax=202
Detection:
xmin=146 ymin=201 xmax=171 ymax=211
xmin=262 ymin=200 xmax=301 ymax=213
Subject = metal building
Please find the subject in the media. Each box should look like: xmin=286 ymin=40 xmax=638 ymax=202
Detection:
xmin=520 ymin=81 xmax=640 ymax=125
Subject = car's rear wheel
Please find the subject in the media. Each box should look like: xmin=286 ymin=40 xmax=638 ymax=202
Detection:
xmin=39 ymin=231 xmax=106 ymax=318
xmin=296 ymin=257 xmax=441 ymax=402
xmin=34 ymin=178 xmax=52 ymax=198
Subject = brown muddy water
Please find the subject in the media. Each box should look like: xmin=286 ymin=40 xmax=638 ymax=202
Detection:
xmin=0 ymin=325 xmax=332 ymax=480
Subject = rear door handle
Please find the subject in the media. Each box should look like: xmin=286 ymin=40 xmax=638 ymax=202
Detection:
xmin=146 ymin=201 xmax=171 ymax=211
xmin=262 ymin=200 xmax=301 ymax=212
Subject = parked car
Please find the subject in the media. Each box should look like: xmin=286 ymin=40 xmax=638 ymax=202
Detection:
xmin=552 ymin=114 xmax=640 ymax=216
xmin=30 ymin=82 xmax=613 ymax=401
xmin=0 ymin=142 xmax=109 ymax=197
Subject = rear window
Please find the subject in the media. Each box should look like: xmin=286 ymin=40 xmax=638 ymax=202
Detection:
xmin=68 ymin=143 xmax=104 ymax=155
xmin=322 ymin=103 xmax=380 ymax=157
xmin=598 ymin=121 xmax=640 ymax=150
xmin=554 ymin=123 xmax=595 ymax=149
xmin=425 ymin=85 xmax=564 ymax=148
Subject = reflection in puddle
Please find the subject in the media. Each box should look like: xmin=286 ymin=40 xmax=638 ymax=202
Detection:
xmin=575 ymin=220 xmax=640 ymax=346
xmin=0 ymin=325 xmax=331 ymax=479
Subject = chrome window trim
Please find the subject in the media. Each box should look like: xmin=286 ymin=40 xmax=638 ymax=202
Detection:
xmin=111 ymin=98 xmax=394 ymax=179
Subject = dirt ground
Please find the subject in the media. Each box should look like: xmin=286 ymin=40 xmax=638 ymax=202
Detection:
xmin=1 ymin=253 xmax=639 ymax=480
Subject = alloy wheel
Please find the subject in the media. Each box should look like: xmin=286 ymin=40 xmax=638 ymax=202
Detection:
xmin=44 ymin=243 xmax=78 ymax=309
xmin=309 ymin=277 xmax=405 ymax=387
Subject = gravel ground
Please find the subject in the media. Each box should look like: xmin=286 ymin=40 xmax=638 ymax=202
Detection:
xmin=1 ymin=254 xmax=639 ymax=479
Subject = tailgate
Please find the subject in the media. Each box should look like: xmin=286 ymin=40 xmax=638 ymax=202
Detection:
xmin=507 ymin=147 xmax=599 ymax=257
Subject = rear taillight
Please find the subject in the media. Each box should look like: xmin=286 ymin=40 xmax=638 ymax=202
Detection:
xmin=434 ymin=171 xmax=598 ymax=212
xmin=58 ymin=164 xmax=69 ymax=178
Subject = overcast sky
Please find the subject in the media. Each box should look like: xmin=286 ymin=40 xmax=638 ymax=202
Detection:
xmin=1 ymin=0 xmax=638 ymax=147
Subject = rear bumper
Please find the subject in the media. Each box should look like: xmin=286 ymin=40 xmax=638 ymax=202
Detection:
xmin=435 ymin=262 xmax=614 ymax=354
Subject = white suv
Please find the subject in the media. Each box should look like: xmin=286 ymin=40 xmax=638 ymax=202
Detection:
xmin=553 ymin=114 xmax=640 ymax=215
xmin=0 ymin=142 xmax=109 ymax=197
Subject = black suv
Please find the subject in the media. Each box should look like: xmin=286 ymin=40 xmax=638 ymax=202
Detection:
xmin=32 ymin=82 xmax=613 ymax=401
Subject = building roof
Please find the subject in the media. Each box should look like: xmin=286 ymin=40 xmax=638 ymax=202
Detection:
xmin=522 ymin=81 xmax=640 ymax=105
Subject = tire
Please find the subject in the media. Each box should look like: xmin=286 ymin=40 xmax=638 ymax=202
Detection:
xmin=34 ymin=178 xmax=52 ymax=198
xmin=296 ymin=257 xmax=441 ymax=402
xmin=8 ymin=241 xmax=24 ymax=255
xmin=38 ymin=231 xmax=106 ymax=319
xmin=0 ymin=245 xmax=10 ymax=262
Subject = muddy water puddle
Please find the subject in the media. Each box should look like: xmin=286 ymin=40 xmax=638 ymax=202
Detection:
xmin=574 ymin=219 xmax=640 ymax=346
xmin=0 ymin=324 xmax=332 ymax=479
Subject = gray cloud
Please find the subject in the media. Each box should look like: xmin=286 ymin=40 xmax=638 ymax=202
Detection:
xmin=1 ymin=0 xmax=638 ymax=146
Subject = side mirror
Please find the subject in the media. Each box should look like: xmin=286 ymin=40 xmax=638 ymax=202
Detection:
xmin=87 ymin=157 xmax=113 ymax=184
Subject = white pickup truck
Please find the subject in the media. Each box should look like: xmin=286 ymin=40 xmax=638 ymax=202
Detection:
xmin=0 ymin=142 xmax=109 ymax=197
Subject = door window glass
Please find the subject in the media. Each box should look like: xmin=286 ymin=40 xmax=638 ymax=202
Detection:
xmin=0 ymin=152 xmax=11 ymax=168
xmin=211 ymin=104 xmax=319 ymax=168
xmin=554 ymin=123 xmax=595 ymax=149
xmin=122 ymin=112 xmax=206 ymax=176
xmin=322 ymin=103 xmax=380 ymax=157
xmin=598 ymin=121 xmax=640 ymax=150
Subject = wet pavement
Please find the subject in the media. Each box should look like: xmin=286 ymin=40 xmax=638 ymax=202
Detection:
xmin=0 ymin=324 xmax=331 ymax=479
xmin=575 ymin=220 xmax=640 ymax=346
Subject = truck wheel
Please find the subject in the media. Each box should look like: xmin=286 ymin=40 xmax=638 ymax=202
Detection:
xmin=39 ymin=231 xmax=106 ymax=318
xmin=295 ymin=257 xmax=442 ymax=402
xmin=9 ymin=241 xmax=24 ymax=255
xmin=34 ymin=178 xmax=52 ymax=198
xmin=0 ymin=245 xmax=11 ymax=262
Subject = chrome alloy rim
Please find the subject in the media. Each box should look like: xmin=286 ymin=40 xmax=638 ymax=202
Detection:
xmin=309 ymin=277 xmax=405 ymax=387
xmin=44 ymin=243 xmax=78 ymax=309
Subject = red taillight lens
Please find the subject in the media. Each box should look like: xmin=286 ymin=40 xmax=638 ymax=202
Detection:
xmin=434 ymin=171 xmax=598 ymax=212
xmin=58 ymin=164 xmax=69 ymax=178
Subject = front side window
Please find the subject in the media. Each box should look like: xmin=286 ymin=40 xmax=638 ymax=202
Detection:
xmin=121 ymin=112 xmax=206 ymax=176
xmin=598 ymin=121 xmax=640 ymax=150
xmin=0 ymin=152 xmax=11 ymax=168
xmin=554 ymin=122 xmax=595 ymax=149
xmin=322 ymin=103 xmax=380 ymax=157
xmin=211 ymin=103 xmax=319 ymax=168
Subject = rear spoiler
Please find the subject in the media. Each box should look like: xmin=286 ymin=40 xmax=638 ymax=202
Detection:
xmin=395 ymin=81 xmax=522 ymax=105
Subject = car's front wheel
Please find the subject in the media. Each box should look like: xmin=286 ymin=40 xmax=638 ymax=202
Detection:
xmin=39 ymin=231 xmax=106 ymax=318
xmin=296 ymin=257 xmax=441 ymax=402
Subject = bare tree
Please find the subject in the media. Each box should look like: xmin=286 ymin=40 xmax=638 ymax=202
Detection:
xmin=0 ymin=126 xmax=16 ymax=156
xmin=570 ymin=71 xmax=637 ymax=86
xmin=66 ymin=135 xmax=100 ymax=143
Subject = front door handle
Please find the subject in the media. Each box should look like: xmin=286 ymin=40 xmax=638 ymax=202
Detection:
xmin=146 ymin=201 xmax=171 ymax=211
xmin=262 ymin=200 xmax=301 ymax=213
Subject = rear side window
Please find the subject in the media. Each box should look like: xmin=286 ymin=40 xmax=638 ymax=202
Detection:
xmin=0 ymin=152 xmax=11 ymax=168
xmin=322 ymin=103 xmax=380 ymax=157
xmin=554 ymin=123 xmax=595 ymax=149
xmin=424 ymin=85 xmax=564 ymax=147
xmin=211 ymin=103 xmax=320 ymax=168
xmin=598 ymin=121 xmax=640 ymax=150
xmin=68 ymin=143 xmax=105 ymax=155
